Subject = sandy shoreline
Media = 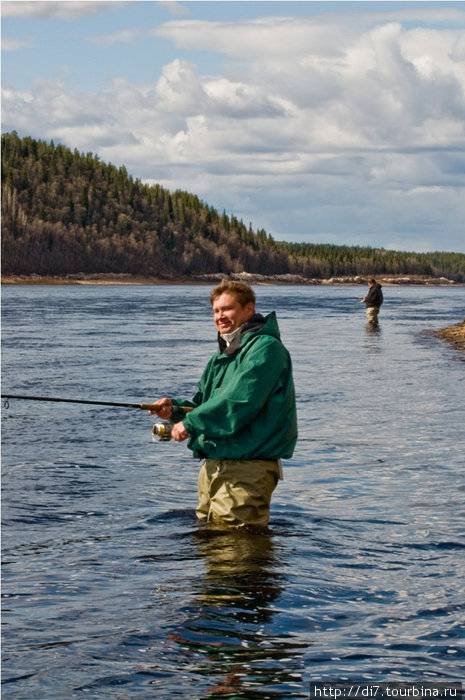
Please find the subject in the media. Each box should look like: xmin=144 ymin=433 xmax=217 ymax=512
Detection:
xmin=1 ymin=274 xmax=169 ymax=286
xmin=1 ymin=273 xmax=462 ymax=287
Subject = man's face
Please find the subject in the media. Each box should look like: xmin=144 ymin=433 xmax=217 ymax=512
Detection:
xmin=212 ymin=293 xmax=255 ymax=334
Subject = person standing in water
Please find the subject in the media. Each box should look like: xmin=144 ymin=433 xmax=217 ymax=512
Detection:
xmin=362 ymin=278 xmax=384 ymax=324
xmin=150 ymin=281 xmax=297 ymax=529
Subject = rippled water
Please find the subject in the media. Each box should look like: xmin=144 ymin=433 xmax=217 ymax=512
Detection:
xmin=2 ymin=284 xmax=464 ymax=698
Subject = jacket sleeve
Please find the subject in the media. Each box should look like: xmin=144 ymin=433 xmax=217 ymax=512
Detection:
xmin=365 ymin=287 xmax=375 ymax=304
xmin=182 ymin=336 xmax=288 ymax=440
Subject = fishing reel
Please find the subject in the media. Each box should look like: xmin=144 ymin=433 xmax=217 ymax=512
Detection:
xmin=152 ymin=421 xmax=173 ymax=441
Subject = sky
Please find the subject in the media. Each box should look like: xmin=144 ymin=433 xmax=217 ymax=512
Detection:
xmin=2 ymin=1 xmax=465 ymax=253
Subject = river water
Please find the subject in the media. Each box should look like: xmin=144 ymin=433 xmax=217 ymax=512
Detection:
xmin=1 ymin=284 xmax=464 ymax=698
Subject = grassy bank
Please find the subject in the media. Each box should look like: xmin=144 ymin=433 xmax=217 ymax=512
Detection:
xmin=436 ymin=320 xmax=465 ymax=353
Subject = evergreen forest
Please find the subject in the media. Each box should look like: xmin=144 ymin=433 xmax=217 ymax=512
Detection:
xmin=2 ymin=132 xmax=464 ymax=282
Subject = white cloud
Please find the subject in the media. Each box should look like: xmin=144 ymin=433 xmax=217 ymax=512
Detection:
xmin=1 ymin=36 xmax=35 ymax=51
xmin=151 ymin=16 xmax=349 ymax=59
xmin=153 ymin=59 xmax=206 ymax=115
xmin=1 ymin=1 xmax=124 ymax=20
xmin=203 ymin=77 xmax=287 ymax=118
xmin=156 ymin=1 xmax=189 ymax=18
xmin=151 ymin=8 xmax=465 ymax=56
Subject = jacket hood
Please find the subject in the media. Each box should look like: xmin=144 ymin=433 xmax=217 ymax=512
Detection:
xmin=218 ymin=311 xmax=280 ymax=355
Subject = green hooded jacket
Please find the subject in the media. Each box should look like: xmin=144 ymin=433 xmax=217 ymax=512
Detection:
xmin=171 ymin=312 xmax=297 ymax=460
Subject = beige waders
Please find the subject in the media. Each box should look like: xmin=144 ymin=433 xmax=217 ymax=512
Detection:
xmin=366 ymin=306 xmax=380 ymax=323
xmin=196 ymin=458 xmax=281 ymax=528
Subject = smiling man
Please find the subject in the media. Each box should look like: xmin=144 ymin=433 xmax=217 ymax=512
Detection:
xmin=151 ymin=280 xmax=297 ymax=529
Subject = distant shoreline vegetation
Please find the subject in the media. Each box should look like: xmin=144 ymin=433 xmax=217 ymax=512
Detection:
xmin=2 ymin=132 xmax=465 ymax=283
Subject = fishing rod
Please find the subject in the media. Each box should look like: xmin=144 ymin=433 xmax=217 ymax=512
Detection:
xmin=2 ymin=393 xmax=193 ymax=442
xmin=1 ymin=393 xmax=193 ymax=414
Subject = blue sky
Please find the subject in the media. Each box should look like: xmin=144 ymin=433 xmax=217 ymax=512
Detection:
xmin=2 ymin=1 xmax=465 ymax=253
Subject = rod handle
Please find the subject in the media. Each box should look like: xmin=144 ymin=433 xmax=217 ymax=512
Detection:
xmin=139 ymin=403 xmax=194 ymax=413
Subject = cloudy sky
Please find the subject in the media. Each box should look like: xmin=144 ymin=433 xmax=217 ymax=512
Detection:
xmin=2 ymin=1 xmax=465 ymax=253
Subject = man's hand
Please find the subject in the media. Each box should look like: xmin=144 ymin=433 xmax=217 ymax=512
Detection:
xmin=171 ymin=422 xmax=189 ymax=442
xmin=148 ymin=397 xmax=172 ymax=418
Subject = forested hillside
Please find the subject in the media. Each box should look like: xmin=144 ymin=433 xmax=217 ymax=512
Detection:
xmin=2 ymin=132 xmax=464 ymax=281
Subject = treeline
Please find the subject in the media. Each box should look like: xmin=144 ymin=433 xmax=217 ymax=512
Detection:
xmin=2 ymin=132 xmax=464 ymax=281
xmin=276 ymin=242 xmax=465 ymax=281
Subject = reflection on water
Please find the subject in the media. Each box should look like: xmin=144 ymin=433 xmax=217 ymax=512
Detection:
xmin=365 ymin=322 xmax=381 ymax=336
xmin=364 ymin=322 xmax=383 ymax=352
xmin=163 ymin=526 xmax=307 ymax=699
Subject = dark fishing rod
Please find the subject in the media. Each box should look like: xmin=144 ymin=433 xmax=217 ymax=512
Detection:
xmin=1 ymin=393 xmax=192 ymax=414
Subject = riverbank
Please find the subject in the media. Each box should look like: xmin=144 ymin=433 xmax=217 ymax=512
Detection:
xmin=1 ymin=272 xmax=462 ymax=286
xmin=435 ymin=319 xmax=465 ymax=353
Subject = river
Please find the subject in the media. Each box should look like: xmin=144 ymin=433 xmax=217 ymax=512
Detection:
xmin=1 ymin=284 xmax=464 ymax=698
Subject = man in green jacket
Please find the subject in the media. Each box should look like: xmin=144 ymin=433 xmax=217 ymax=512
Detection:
xmin=151 ymin=280 xmax=297 ymax=528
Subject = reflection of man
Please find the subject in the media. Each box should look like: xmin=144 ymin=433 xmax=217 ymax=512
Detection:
xmin=362 ymin=278 xmax=384 ymax=324
xmin=165 ymin=529 xmax=292 ymax=696
xmin=151 ymin=280 xmax=297 ymax=528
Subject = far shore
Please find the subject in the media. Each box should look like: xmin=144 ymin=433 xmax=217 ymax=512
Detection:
xmin=1 ymin=272 xmax=463 ymax=287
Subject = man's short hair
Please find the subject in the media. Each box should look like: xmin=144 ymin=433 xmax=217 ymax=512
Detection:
xmin=210 ymin=280 xmax=256 ymax=307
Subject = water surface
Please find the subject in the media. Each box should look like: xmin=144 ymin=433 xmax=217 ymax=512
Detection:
xmin=2 ymin=284 xmax=464 ymax=698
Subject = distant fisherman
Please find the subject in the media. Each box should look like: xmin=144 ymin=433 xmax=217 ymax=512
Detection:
xmin=362 ymin=278 xmax=384 ymax=324
xmin=150 ymin=280 xmax=298 ymax=529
